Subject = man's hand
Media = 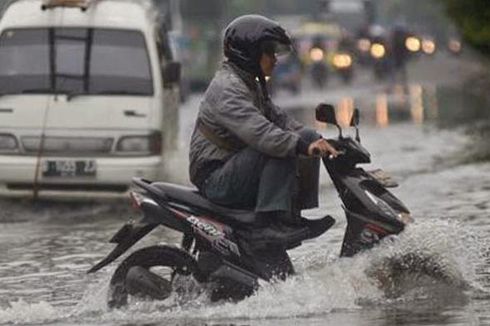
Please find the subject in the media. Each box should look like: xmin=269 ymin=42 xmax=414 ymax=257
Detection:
xmin=308 ymin=138 xmax=339 ymax=157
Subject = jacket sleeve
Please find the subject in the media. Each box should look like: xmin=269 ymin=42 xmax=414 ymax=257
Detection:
xmin=214 ymin=81 xmax=300 ymax=158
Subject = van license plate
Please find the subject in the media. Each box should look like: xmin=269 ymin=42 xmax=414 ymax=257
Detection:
xmin=42 ymin=160 xmax=96 ymax=177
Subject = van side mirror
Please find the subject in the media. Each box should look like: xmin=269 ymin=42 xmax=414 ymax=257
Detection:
xmin=163 ymin=61 xmax=181 ymax=88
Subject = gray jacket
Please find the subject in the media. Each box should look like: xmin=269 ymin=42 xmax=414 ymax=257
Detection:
xmin=189 ymin=62 xmax=308 ymax=187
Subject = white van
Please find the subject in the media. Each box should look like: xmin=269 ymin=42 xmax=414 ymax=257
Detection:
xmin=0 ymin=0 xmax=181 ymax=199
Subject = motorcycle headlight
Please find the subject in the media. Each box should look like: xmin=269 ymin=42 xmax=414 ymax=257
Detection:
xmin=448 ymin=39 xmax=461 ymax=53
xmin=422 ymin=39 xmax=436 ymax=54
xmin=370 ymin=43 xmax=385 ymax=59
xmin=310 ymin=47 xmax=324 ymax=62
xmin=116 ymin=132 xmax=162 ymax=155
xmin=0 ymin=134 xmax=19 ymax=153
xmin=332 ymin=53 xmax=352 ymax=68
xmin=405 ymin=36 xmax=421 ymax=52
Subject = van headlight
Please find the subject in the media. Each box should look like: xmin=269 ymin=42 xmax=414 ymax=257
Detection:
xmin=0 ymin=134 xmax=19 ymax=153
xmin=116 ymin=132 xmax=162 ymax=155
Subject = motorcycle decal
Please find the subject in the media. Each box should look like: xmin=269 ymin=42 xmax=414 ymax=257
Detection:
xmin=187 ymin=215 xmax=223 ymax=237
xmin=366 ymin=223 xmax=388 ymax=235
xmin=360 ymin=223 xmax=390 ymax=245
xmin=359 ymin=227 xmax=380 ymax=245
xmin=213 ymin=237 xmax=241 ymax=257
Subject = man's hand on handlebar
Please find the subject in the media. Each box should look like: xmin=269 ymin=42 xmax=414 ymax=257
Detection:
xmin=308 ymin=138 xmax=339 ymax=158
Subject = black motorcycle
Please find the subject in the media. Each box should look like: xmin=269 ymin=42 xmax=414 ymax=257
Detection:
xmin=88 ymin=104 xmax=414 ymax=308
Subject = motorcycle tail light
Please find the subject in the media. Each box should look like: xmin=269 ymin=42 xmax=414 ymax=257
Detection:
xmin=129 ymin=191 xmax=144 ymax=209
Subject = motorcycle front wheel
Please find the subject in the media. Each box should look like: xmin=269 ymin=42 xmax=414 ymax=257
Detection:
xmin=107 ymin=245 xmax=200 ymax=308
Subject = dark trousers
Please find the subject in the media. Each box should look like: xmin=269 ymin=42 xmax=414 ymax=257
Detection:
xmin=202 ymin=129 xmax=320 ymax=216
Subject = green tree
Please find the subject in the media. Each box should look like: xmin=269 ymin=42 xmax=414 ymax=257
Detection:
xmin=442 ymin=0 xmax=490 ymax=55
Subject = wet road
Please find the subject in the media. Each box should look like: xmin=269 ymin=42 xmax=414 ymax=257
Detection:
xmin=0 ymin=54 xmax=489 ymax=326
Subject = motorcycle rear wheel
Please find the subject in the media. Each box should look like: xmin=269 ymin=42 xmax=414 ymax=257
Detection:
xmin=107 ymin=245 xmax=199 ymax=308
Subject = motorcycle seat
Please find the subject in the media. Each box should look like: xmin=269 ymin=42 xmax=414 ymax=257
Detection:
xmin=150 ymin=182 xmax=256 ymax=225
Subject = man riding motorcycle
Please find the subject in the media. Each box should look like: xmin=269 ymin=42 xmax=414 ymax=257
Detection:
xmin=189 ymin=15 xmax=338 ymax=245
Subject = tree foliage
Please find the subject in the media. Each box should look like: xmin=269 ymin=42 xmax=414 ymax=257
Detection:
xmin=442 ymin=0 xmax=490 ymax=55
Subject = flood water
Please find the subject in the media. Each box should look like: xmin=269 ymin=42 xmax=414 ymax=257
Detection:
xmin=0 ymin=58 xmax=489 ymax=325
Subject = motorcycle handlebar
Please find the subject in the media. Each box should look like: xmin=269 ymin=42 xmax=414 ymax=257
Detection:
xmin=312 ymin=148 xmax=346 ymax=159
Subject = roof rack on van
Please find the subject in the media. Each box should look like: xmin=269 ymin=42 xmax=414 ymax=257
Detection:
xmin=41 ymin=0 xmax=94 ymax=11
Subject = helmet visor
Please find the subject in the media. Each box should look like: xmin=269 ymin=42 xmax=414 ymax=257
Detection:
xmin=261 ymin=40 xmax=292 ymax=57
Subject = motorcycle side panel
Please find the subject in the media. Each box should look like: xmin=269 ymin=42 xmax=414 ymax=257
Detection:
xmin=140 ymin=200 xmax=189 ymax=233
xmin=332 ymin=168 xmax=408 ymax=228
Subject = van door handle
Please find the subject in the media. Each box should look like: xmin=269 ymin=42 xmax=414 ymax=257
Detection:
xmin=0 ymin=108 xmax=13 ymax=113
xmin=124 ymin=110 xmax=146 ymax=118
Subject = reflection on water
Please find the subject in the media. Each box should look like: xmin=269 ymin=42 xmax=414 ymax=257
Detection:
xmin=409 ymin=84 xmax=424 ymax=124
xmin=424 ymin=84 xmax=439 ymax=120
xmin=298 ymin=82 xmax=487 ymax=131
xmin=376 ymin=93 xmax=389 ymax=127
xmin=336 ymin=97 xmax=354 ymax=127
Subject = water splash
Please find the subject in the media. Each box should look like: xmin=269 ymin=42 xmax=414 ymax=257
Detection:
xmin=0 ymin=300 xmax=61 ymax=325
xmin=0 ymin=218 xmax=485 ymax=325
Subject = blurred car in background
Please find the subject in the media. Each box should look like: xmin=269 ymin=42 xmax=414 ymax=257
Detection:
xmin=293 ymin=21 xmax=341 ymax=88
xmin=292 ymin=21 xmax=358 ymax=87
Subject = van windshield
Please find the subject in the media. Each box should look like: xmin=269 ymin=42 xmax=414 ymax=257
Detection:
xmin=0 ymin=28 xmax=153 ymax=96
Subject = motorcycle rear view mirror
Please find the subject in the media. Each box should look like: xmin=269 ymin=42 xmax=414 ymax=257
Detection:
xmin=315 ymin=103 xmax=336 ymax=124
xmin=350 ymin=108 xmax=361 ymax=142
xmin=316 ymin=103 xmax=343 ymax=138
xmin=350 ymin=109 xmax=360 ymax=127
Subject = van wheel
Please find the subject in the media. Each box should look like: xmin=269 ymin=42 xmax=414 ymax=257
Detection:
xmin=108 ymin=245 xmax=200 ymax=308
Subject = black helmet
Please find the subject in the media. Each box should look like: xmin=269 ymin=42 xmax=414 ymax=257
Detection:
xmin=223 ymin=15 xmax=292 ymax=76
